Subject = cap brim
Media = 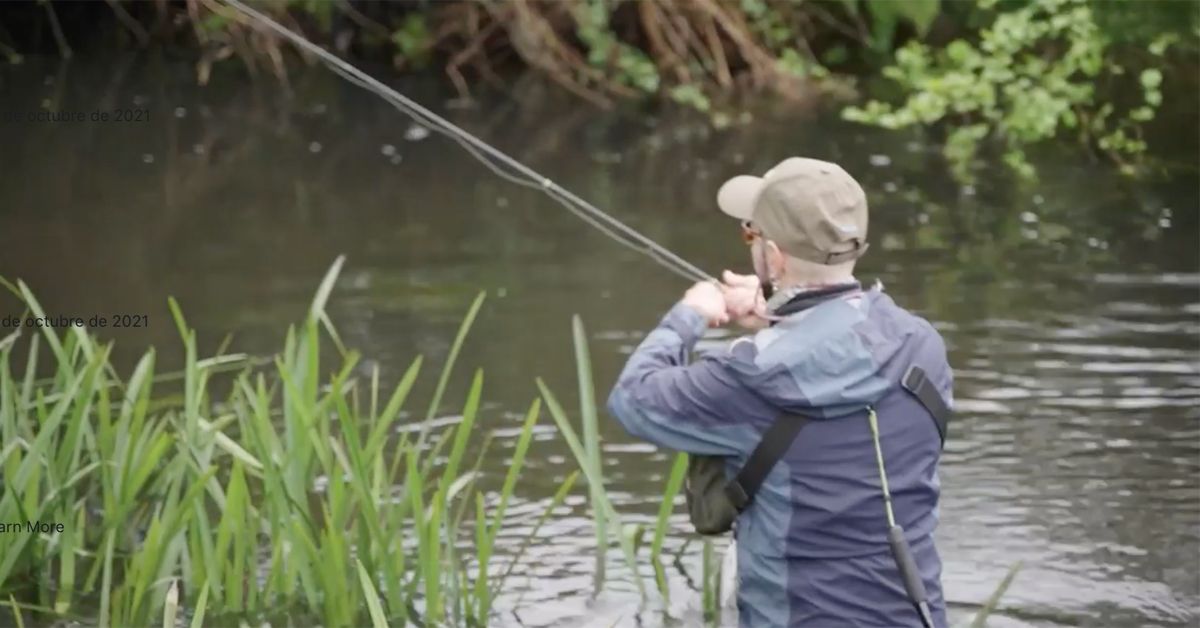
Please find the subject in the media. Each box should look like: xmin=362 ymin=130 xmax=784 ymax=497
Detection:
xmin=716 ymin=175 xmax=763 ymax=221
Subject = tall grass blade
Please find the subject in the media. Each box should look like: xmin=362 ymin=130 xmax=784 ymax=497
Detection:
xmin=537 ymin=379 xmax=645 ymax=596
xmin=188 ymin=583 xmax=209 ymax=628
xmin=439 ymin=369 xmax=484 ymax=498
xmin=99 ymin=529 xmax=114 ymax=628
xmin=309 ymin=255 xmax=346 ymax=321
xmin=53 ymin=506 xmax=80 ymax=613
xmin=162 ymin=580 xmax=178 ymax=628
xmin=16 ymin=280 xmax=67 ymax=370
xmin=356 ymin=558 xmax=390 ymax=628
xmin=473 ymin=398 xmax=541 ymax=621
xmin=492 ymin=470 xmax=580 ymax=595
xmin=366 ymin=356 xmax=421 ymax=461
xmin=650 ymin=453 xmax=688 ymax=560
xmin=417 ymin=291 xmax=486 ymax=451
xmin=571 ymin=315 xmax=607 ymax=594
xmin=8 ymin=595 xmax=24 ymax=628
xmin=701 ymin=538 xmax=718 ymax=625
xmin=0 ymin=329 xmax=18 ymax=354
xmin=650 ymin=452 xmax=688 ymax=599
xmin=967 ymin=561 xmax=1023 ymax=628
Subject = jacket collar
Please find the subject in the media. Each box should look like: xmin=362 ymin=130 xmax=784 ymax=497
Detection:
xmin=768 ymin=280 xmax=863 ymax=321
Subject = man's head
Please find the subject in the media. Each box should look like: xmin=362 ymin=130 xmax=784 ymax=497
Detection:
xmin=717 ymin=157 xmax=869 ymax=289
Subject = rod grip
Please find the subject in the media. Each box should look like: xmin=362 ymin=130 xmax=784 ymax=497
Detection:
xmin=887 ymin=525 xmax=929 ymax=604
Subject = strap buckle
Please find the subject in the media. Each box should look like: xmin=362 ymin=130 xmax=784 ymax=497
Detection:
xmin=900 ymin=365 xmax=951 ymax=446
xmin=902 ymin=365 xmax=926 ymax=392
xmin=724 ymin=481 xmax=750 ymax=511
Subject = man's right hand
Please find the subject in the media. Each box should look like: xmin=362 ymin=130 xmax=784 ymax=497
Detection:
xmin=721 ymin=270 xmax=769 ymax=331
xmin=682 ymin=281 xmax=730 ymax=327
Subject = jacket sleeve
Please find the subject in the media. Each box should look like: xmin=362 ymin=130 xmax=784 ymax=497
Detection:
xmin=605 ymin=302 xmax=747 ymax=456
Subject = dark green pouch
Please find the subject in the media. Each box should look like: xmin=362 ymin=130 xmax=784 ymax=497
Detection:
xmin=685 ymin=454 xmax=739 ymax=536
xmin=685 ymin=413 xmax=812 ymax=536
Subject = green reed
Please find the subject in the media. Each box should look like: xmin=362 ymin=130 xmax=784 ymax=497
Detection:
xmin=965 ymin=561 xmax=1023 ymax=628
xmin=537 ymin=315 xmax=692 ymax=606
xmin=650 ymin=452 xmax=689 ymax=601
xmin=0 ymin=258 xmax=574 ymax=627
xmin=701 ymin=538 xmax=721 ymax=623
xmin=537 ymin=315 xmax=646 ymax=599
xmin=572 ymin=316 xmax=607 ymax=594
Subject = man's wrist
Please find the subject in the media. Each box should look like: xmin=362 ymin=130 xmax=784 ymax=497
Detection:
xmin=736 ymin=315 xmax=770 ymax=331
xmin=662 ymin=301 xmax=708 ymax=346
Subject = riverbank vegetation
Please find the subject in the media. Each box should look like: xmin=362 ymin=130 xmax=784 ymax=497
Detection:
xmin=1 ymin=258 xmax=1022 ymax=627
xmin=1 ymin=0 xmax=1195 ymax=181
xmin=845 ymin=0 xmax=1192 ymax=181
xmin=0 ymin=258 xmax=580 ymax=627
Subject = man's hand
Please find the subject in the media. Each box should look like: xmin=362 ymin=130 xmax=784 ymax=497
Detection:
xmin=720 ymin=270 xmax=769 ymax=331
xmin=682 ymin=281 xmax=729 ymax=327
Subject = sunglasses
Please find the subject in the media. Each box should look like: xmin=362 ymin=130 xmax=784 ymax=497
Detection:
xmin=740 ymin=221 xmax=764 ymax=245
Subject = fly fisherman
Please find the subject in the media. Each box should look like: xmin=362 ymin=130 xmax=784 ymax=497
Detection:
xmin=607 ymin=157 xmax=953 ymax=627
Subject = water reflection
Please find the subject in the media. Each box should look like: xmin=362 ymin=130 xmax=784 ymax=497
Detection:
xmin=0 ymin=54 xmax=1197 ymax=627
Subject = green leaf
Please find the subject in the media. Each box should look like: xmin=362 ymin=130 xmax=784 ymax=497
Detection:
xmin=897 ymin=0 xmax=941 ymax=36
xmin=865 ymin=0 xmax=899 ymax=51
xmin=418 ymin=291 xmax=486 ymax=452
xmin=161 ymin=580 xmax=178 ymax=628
xmin=1139 ymin=68 xmax=1162 ymax=90
xmin=668 ymin=84 xmax=710 ymax=112
xmin=537 ymin=379 xmax=645 ymax=596
xmin=356 ymin=559 xmax=389 ymax=628
xmin=822 ymin=45 xmax=849 ymax=65
xmin=969 ymin=561 xmax=1023 ymax=627
xmin=8 ymin=595 xmax=26 ymax=628
xmin=188 ymin=583 xmax=208 ymax=628
xmin=573 ymin=316 xmax=607 ymax=594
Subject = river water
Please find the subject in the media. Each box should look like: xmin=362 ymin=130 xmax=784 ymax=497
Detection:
xmin=1 ymin=55 xmax=1197 ymax=627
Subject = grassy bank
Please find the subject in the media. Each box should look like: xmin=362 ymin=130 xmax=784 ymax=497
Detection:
xmin=0 ymin=257 xmax=1019 ymax=627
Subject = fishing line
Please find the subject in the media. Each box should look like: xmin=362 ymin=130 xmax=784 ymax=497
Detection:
xmin=328 ymin=62 xmax=713 ymax=285
xmin=220 ymin=0 xmax=713 ymax=284
xmin=332 ymin=59 xmax=703 ymax=280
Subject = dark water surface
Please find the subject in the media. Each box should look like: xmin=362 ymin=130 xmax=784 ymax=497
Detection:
xmin=1 ymin=55 xmax=1198 ymax=627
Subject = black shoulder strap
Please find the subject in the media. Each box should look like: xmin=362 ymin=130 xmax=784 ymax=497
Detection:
xmin=901 ymin=365 xmax=952 ymax=447
xmin=722 ymin=367 xmax=949 ymax=513
xmin=724 ymin=413 xmax=810 ymax=511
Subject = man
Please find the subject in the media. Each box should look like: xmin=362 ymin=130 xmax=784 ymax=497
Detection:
xmin=606 ymin=157 xmax=952 ymax=627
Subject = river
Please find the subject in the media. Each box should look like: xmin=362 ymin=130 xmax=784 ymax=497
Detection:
xmin=1 ymin=54 xmax=1197 ymax=627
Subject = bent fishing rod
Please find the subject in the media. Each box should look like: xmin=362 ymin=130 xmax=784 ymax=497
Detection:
xmin=220 ymin=0 xmax=712 ymax=285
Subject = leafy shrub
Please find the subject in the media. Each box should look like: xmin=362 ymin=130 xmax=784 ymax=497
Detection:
xmin=842 ymin=0 xmax=1192 ymax=182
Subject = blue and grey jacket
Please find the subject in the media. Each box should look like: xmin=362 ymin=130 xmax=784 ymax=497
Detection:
xmin=607 ymin=283 xmax=951 ymax=627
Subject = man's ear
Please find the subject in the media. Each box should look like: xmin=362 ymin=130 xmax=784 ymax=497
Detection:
xmin=765 ymin=241 xmax=786 ymax=280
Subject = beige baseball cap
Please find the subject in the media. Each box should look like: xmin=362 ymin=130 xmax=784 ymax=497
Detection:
xmin=717 ymin=157 xmax=869 ymax=265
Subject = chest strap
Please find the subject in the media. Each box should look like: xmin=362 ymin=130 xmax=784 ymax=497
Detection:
xmin=901 ymin=365 xmax=951 ymax=447
xmin=723 ymin=413 xmax=810 ymax=511
xmin=723 ymin=366 xmax=951 ymax=512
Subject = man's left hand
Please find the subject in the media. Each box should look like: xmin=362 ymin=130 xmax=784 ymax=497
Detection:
xmin=721 ymin=270 xmax=769 ymax=331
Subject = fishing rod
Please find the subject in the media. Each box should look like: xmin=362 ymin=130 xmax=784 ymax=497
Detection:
xmin=219 ymin=0 xmax=713 ymax=284
xmin=868 ymin=407 xmax=936 ymax=628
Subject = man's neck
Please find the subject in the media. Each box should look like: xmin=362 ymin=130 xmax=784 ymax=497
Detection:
xmin=766 ymin=276 xmax=860 ymax=314
xmin=776 ymin=275 xmax=858 ymax=291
